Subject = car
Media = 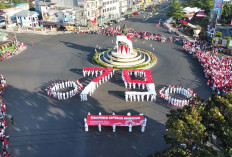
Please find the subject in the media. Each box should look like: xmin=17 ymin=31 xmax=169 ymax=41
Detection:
xmin=98 ymin=23 xmax=105 ymax=27
xmin=106 ymin=22 xmax=112 ymax=26
xmin=124 ymin=14 xmax=131 ymax=19
xmin=116 ymin=18 xmax=121 ymax=23
xmin=133 ymin=12 xmax=139 ymax=15
xmin=120 ymin=17 xmax=125 ymax=21
xmin=110 ymin=20 xmax=117 ymax=23
xmin=138 ymin=10 xmax=144 ymax=14
xmin=58 ymin=26 xmax=65 ymax=31
xmin=117 ymin=17 xmax=125 ymax=22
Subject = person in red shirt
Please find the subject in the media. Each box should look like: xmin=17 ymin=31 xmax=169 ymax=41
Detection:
xmin=3 ymin=119 xmax=6 ymax=128
xmin=3 ymin=138 xmax=8 ymax=149
xmin=1 ymin=55 xmax=4 ymax=61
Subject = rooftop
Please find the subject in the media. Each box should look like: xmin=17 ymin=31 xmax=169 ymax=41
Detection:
xmin=16 ymin=3 xmax=28 ymax=6
xmin=14 ymin=10 xmax=39 ymax=17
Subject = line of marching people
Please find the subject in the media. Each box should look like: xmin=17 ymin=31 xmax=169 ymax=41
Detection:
xmin=0 ymin=76 xmax=10 ymax=157
xmin=45 ymin=80 xmax=84 ymax=100
xmin=73 ymin=25 xmax=179 ymax=43
xmin=0 ymin=76 xmax=6 ymax=95
xmin=80 ymin=69 xmax=115 ymax=101
xmin=162 ymin=22 xmax=232 ymax=95
xmin=159 ymin=85 xmax=197 ymax=107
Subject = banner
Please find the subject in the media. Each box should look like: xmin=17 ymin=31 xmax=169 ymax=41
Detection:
xmin=213 ymin=0 xmax=223 ymax=18
xmin=221 ymin=39 xmax=227 ymax=47
xmin=209 ymin=9 xmax=218 ymax=28
xmin=86 ymin=115 xmax=144 ymax=126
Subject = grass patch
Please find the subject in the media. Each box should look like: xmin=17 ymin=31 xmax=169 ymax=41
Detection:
xmin=93 ymin=48 xmax=157 ymax=69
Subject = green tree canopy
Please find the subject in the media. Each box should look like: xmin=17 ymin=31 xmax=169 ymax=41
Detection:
xmin=167 ymin=0 xmax=185 ymax=20
xmin=221 ymin=3 xmax=232 ymax=24
xmin=13 ymin=0 xmax=29 ymax=4
xmin=0 ymin=2 xmax=6 ymax=9
xmin=202 ymin=93 xmax=232 ymax=151
xmin=152 ymin=92 xmax=232 ymax=156
xmin=224 ymin=36 xmax=231 ymax=48
xmin=215 ymin=31 xmax=222 ymax=37
xmin=183 ymin=0 xmax=214 ymax=15
xmin=164 ymin=105 xmax=215 ymax=156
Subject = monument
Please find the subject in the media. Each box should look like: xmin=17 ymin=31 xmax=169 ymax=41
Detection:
xmin=95 ymin=34 xmax=156 ymax=69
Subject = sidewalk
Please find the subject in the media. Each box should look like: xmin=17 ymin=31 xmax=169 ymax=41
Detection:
xmin=165 ymin=23 xmax=195 ymax=43
xmin=0 ymin=28 xmax=72 ymax=36
xmin=143 ymin=5 xmax=169 ymax=21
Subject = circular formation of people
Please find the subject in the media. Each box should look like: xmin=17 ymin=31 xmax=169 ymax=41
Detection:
xmin=45 ymin=21 xmax=232 ymax=104
xmin=45 ymin=80 xmax=83 ymax=100
xmin=1 ymin=9 xmax=232 ymax=156
xmin=159 ymin=85 xmax=197 ymax=107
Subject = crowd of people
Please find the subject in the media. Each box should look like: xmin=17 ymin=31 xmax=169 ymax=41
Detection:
xmin=182 ymin=39 xmax=232 ymax=95
xmin=72 ymin=22 xmax=232 ymax=96
xmin=0 ymin=75 xmax=10 ymax=157
xmin=81 ymin=68 xmax=115 ymax=101
xmin=73 ymin=26 xmax=181 ymax=43
xmin=45 ymin=80 xmax=83 ymax=100
xmin=0 ymin=76 xmax=6 ymax=95
xmin=159 ymin=85 xmax=196 ymax=107
xmin=1 ymin=42 xmax=26 ymax=62
xmin=162 ymin=22 xmax=232 ymax=95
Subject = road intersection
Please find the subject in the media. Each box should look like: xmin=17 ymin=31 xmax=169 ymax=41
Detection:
xmin=0 ymin=4 xmax=212 ymax=157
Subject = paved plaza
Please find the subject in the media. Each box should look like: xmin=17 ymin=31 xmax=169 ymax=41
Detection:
xmin=0 ymin=6 xmax=212 ymax=157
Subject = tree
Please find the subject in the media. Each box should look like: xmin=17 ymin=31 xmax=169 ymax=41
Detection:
xmin=13 ymin=0 xmax=22 ymax=4
xmin=183 ymin=0 xmax=214 ymax=15
xmin=164 ymin=105 xmax=215 ymax=156
xmin=0 ymin=3 xmax=6 ymax=9
xmin=202 ymin=93 xmax=232 ymax=153
xmin=223 ymin=36 xmax=231 ymax=48
xmin=215 ymin=31 xmax=222 ymax=38
xmin=121 ymin=24 xmax=128 ymax=35
xmin=153 ymin=92 xmax=232 ymax=156
xmin=221 ymin=4 xmax=232 ymax=24
xmin=167 ymin=0 xmax=184 ymax=20
xmin=152 ymin=8 xmax=156 ymax=13
xmin=87 ymin=21 xmax=93 ymax=28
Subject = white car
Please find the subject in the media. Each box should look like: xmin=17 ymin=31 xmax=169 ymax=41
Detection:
xmin=116 ymin=17 xmax=126 ymax=22
xmin=120 ymin=17 xmax=125 ymax=21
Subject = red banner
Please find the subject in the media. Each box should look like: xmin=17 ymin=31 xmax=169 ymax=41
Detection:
xmin=86 ymin=115 xmax=144 ymax=126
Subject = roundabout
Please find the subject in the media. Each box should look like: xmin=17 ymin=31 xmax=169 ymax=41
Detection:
xmin=94 ymin=35 xmax=156 ymax=69
xmin=0 ymin=32 xmax=212 ymax=157
xmin=0 ymin=5 xmax=212 ymax=157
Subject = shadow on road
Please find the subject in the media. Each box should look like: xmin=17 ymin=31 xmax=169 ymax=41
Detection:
xmin=5 ymin=84 xmax=168 ymax=157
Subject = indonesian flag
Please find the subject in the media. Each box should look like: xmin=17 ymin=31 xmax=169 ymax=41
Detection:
xmin=125 ymin=46 xmax=128 ymax=54
xmin=120 ymin=45 xmax=124 ymax=54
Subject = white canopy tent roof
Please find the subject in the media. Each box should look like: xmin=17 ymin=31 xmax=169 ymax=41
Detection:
xmin=229 ymin=40 xmax=232 ymax=50
xmin=183 ymin=7 xmax=201 ymax=14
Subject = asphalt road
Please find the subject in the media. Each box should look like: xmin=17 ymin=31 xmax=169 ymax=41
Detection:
xmin=0 ymin=3 xmax=212 ymax=157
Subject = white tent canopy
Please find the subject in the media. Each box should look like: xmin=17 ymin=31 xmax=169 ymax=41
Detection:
xmin=183 ymin=7 xmax=201 ymax=14
xmin=229 ymin=40 xmax=232 ymax=50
